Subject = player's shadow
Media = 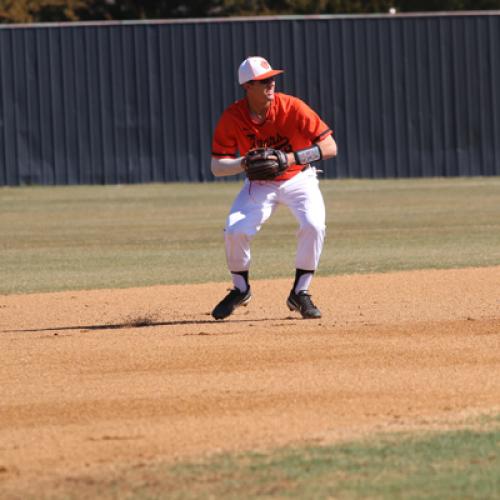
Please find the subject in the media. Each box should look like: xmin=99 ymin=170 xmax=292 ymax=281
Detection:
xmin=4 ymin=316 xmax=296 ymax=333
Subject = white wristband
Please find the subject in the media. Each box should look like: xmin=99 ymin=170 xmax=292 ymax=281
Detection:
xmin=294 ymin=145 xmax=322 ymax=165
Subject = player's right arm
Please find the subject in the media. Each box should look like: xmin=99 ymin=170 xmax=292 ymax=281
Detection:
xmin=211 ymin=110 xmax=245 ymax=177
xmin=211 ymin=157 xmax=245 ymax=177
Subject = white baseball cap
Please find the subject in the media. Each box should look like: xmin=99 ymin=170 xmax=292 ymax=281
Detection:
xmin=238 ymin=56 xmax=284 ymax=85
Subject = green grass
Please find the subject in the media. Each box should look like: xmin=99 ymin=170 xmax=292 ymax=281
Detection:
xmin=45 ymin=423 xmax=500 ymax=499
xmin=1 ymin=177 xmax=499 ymax=294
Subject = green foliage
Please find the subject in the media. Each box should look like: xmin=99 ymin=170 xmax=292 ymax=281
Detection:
xmin=1 ymin=0 xmax=500 ymax=24
xmin=398 ymin=0 xmax=500 ymax=11
xmin=0 ymin=0 xmax=84 ymax=23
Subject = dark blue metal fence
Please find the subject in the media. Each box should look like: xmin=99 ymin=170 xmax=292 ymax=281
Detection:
xmin=0 ymin=13 xmax=499 ymax=185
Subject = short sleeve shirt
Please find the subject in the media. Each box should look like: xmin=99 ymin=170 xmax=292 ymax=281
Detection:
xmin=212 ymin=93 xmax=332 ymax=181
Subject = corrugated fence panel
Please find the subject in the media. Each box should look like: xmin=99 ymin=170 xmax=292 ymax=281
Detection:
xmin=0 ymin=14 xmax=499 ymax=185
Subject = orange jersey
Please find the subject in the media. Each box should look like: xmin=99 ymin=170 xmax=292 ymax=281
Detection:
xmin=212 ymin=93 xmax=332 ymax=181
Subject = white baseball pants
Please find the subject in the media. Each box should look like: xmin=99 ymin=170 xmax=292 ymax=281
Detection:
xmin=224 ymin=167 xmax=326 ymax=272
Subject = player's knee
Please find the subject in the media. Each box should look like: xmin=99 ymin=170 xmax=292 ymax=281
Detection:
xmin=225 ymin=225 xmax=253 ymax=240
xmin=300 ymin=220 xmax=325 ymax=238
xmin=225 ymin=214 xmax=259 ymax=237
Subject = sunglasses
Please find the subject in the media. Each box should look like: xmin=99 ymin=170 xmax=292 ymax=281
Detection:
xmin=252 ymin=76 xmax=276 ymax=85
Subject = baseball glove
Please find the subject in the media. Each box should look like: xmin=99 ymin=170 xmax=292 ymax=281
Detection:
xmin=243 ymin=148 xmax=288 ymax=181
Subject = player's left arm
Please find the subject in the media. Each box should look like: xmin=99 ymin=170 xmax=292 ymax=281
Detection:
xmin=285 ymin=134 xmax=337 ymax=167
xmin=315 ymin=134 xmax=337 ymax=160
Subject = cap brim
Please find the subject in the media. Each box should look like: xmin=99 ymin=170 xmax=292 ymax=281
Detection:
xmin=252 ymin=69 xmax=284 ymax=80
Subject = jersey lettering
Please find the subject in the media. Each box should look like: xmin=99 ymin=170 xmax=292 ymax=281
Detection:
xmin=245 ymin=133 xmax=292 ymax=153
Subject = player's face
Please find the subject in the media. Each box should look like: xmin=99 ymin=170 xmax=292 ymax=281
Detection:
xmin=247 ymin=77 xmax=276 ymax=103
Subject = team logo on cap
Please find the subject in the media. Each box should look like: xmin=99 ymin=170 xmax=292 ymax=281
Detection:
xmin=260 ymin=60 xmax=270 ymax=69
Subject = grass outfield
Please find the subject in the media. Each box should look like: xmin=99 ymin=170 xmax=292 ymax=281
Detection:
xmin=45 ymin=419 xmax=500 ymax=499
xmin=1 ymin=177 xmax=499 ymax=295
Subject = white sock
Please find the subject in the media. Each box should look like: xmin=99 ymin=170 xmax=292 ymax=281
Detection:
xmin=232 ymin=273 xmax=248 ymax=292
xmin=294 ymin=273 xmax=313 ymax=294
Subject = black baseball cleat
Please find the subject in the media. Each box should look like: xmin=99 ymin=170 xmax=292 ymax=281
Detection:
xmin=287 ymin=290 xmax=322 ymax=319
xmin=212 ymin=287 xmax=252 ymax=320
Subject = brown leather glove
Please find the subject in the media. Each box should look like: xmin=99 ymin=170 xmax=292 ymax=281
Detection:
xmin=243 ymin=148 xmax=288 ymax=180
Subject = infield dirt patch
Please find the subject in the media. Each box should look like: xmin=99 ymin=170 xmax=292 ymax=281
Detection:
xmin=1 ymin=267 xmax=499 ymax=497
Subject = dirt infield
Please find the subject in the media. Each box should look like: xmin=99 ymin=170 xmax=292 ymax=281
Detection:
xmin=1 ymin=267 xmax=499 ymax=496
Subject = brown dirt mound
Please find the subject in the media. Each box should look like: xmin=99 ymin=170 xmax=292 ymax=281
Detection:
xmin=0 ymin=266 xmax=499 ymax=496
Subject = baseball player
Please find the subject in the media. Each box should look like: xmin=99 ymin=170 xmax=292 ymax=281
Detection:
xmin=211 ymin=56 xmax=337 ymax=320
